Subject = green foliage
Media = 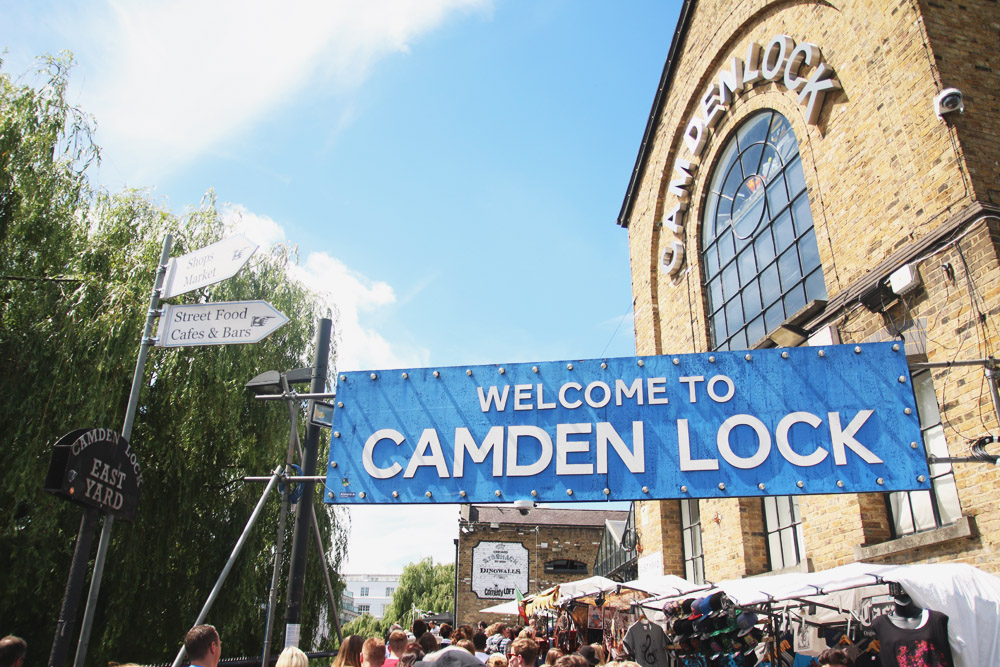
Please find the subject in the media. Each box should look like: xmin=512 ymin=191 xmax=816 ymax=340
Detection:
xmin=339 ymin=614 xmax=385 ymax=644
xmin=379 ymin=558 xmax=455 ymax=630
xmin=0 ymin=57 xmax=347 ymax=664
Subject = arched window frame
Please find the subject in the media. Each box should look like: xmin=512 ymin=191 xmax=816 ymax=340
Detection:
xmin=700 ymin=110 xmax=827 ymax=351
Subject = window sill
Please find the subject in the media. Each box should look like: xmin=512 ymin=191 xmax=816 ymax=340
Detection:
xmin=854 ymin=515 xmax=976 ymax=561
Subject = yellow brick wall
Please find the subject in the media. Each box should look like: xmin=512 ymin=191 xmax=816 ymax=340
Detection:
xmin=624 ymin=0 xmax=1000 ymax=580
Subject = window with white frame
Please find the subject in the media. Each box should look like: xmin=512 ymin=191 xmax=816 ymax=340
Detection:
xmin=887 ymin=369 xmax=962 ymax=535
xmin=680 ymin=499 xmax=705 ymax=584
xmin=358 ymin=604 xmax=370 ymax=614
xmin=386 ymin=587 xmax=395 ymax=596
xmin=359 ymin=586 xmax=369 ymax=597
xmin=763 ymin=495 xmax=806 ymax=570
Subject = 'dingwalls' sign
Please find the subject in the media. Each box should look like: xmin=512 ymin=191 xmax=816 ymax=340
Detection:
xmin=325 ymin=343 xmax=929 ymax=504
xmin=472 ymin=541 xmax=529 ymax=600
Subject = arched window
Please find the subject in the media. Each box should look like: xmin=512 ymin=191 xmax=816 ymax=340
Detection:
xmin=701 ymin=111 xmax=826 ymax=350
xmin=544 ymin=559 xmax=588 ymax=574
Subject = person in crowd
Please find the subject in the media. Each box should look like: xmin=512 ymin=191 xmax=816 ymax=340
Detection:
xmin=507 ymin=638 xmax=539 ymax=667
xmin=458 ymin=625 xmax=477 ymax=643
xmin=439 ymin=625 xmax=453 ymax=647
xmin=817 ymin=648 xmax=853 ymax=667
xmin=486 ymin=654 xmax=507 ymax=667
xmin=0 ymin=636 xmax=27 ymax=667
xmin=413 ymin=620 xmax=429 ymax=640
xmin=418 ymin=632 xmax=439 ymax=655
xmin=544 ymin=648 xmax=564 ymax=666
xmin=473 ymin=632 xmax=490 ymax=662
xmin=400 ymin=645 xmax=425 ymax=667
xmin=363 ymin=638 xmax=387 ymax=667
xmin=333 ymin=635 xmax=365 ymax=667
xmin=385 ymin=630 xmax=409 ymax=667
xmin=575 ymin=646 xmax=598 ymax=667
xmin=485 ymin=624 xmax=505 ymax=654
xmin=455 ymin=640 xmax=476 ymax=656
xmin=184 ymin=625 xmax=221 ymax=667
xmin=553 ymin=655 xmax=587 ymax=667
xmin=588 ymin=645 xmax=606 ymax=666
xmin=276 ymin=646 xmax=308 ymax=667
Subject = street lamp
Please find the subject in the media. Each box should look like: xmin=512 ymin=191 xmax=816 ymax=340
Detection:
xmin=246 ymin=366 xmax=314 ymax=667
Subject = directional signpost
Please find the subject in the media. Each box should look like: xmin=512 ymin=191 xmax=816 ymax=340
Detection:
xmin=64 ymin=234 xmax=283 ymax=667
xmin=161 ymin=234 xmax=258 ymax=299
xmin=156 ymin=300 xmax=288 ymax=347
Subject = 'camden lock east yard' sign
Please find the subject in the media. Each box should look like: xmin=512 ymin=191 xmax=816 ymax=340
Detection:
xmin=325 ymin=342 xmax=928 ymax=504
xmin=45 ymin=428 xmax=142 ymax=521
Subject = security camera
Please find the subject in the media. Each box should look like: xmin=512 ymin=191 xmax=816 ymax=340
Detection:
xmin=513 ymin=499 xmax=535 ymax=515
xmin=934 ymin=88 xmax=964 ymax=118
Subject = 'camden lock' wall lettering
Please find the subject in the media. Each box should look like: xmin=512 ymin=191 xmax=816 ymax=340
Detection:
xmin=660 ymin=34 xmax=840 ymax=276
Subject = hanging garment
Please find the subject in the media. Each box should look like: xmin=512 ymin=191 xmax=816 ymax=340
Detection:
xmin=624 ymin=618 xmax=670 ymax=667
xmin=872 ymin=610 xmax=954 ymax=666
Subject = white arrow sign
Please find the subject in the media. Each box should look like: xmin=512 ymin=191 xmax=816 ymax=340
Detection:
xmin=155 ymin=301 xmax=288 ymax=347
xmin=161 ymin=235 xmax=258 ymax=299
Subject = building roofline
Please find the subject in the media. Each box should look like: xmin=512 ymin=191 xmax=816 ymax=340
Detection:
xmin=617 ymin=0 xmax=697 ymax=229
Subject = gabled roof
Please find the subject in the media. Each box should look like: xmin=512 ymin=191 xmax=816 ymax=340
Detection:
xmin=463 ymin=504 xmax=628 ymax=527
xmin=617 ymin=0 xmax=697 ymax=228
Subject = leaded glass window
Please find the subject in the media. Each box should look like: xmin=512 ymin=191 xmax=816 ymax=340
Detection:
xmin=701 ymin=111 xmax=826 ymax=350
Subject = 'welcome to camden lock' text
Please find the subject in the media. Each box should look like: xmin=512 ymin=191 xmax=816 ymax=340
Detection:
xmin=360 ymin=375 xmax=883 ymax=480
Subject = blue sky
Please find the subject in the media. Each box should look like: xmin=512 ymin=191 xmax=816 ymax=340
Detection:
xmin=2 ymin=1 xmax=680 ymax=575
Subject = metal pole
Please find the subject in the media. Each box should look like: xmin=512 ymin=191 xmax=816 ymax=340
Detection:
xmin=261 ymin=375 xmax=299 ymax=667
xmin=284 ymin=318 xmax=332 ymax=647
xmin=311 ymin=504 xmax=343 ymax=643
xmin=48 ymin=508 xmax=99 ymax=667
xmin=985 ymin=363 xmax=1000 ymax=432
xmin=72 ymin=234 xmax=173 ymax=667
xmin=171 ymin=466 xmax=284 ymax=667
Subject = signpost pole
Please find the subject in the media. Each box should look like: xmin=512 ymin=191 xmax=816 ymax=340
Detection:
xmin=283 ymin=318 xmax=332 ymax=647
xmin=48 ymin=508 xmax=99 ymax=667
xmin=72 ymin=234 xmax=172 ymax=667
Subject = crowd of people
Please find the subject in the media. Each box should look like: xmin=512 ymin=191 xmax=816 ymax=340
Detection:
xmin=307 ymin=618 xmax=642 ymax=667
xmin=0 ymin=619 xmax=854 ymax=667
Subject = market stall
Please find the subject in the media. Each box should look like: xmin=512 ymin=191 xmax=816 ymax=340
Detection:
xmin=634 ymin=562 xmax=1000 ymax=667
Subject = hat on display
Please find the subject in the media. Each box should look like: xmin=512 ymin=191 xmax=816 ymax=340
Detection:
xmin=671 ymin=618 xmax=695 ymax=640
xmin=706 ymin=592 xmax=727 ymax=617
xmin=662 ymin=601 xmax=680 ymax=617
xmin=680 ymin=598 xmax=696 ymax=617
xmin=736 ymin=611 xmax=759 ymax=637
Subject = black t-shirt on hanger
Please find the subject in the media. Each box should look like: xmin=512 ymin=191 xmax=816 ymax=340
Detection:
xmin=872 ymin=609 xmax=954 ymax=666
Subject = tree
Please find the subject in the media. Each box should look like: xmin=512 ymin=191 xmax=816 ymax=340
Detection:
xmin=379 ymin=558 xmax=455 ymax=630
xmin=0 ymin=56 xmax=347 ymax=665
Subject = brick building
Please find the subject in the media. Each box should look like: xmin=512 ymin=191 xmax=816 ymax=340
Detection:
xmin=456 ymin=504 xmax=627 ymax=625
xmin=618 ymin=0 xmax=1000 ymax=583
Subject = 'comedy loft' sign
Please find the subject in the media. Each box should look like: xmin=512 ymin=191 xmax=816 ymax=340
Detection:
xmin=324 ymin=343 xmax=928 ymax=504
xmin=472 ymin=541 xmax=529 ymax=600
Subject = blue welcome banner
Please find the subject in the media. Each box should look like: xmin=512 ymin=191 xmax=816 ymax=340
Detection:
xmin=325 ymin=342 xmax=929 ymax=504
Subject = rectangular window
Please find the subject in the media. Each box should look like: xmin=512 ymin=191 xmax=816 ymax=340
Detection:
xmin=680 ymin=499 xmax=705 ymax=584
xmin=360 ymin=586 xmax=369 ymax=597
xmin=386 ymin=587 xmax=395 ymax=596
xmin=888 ymin=370 xmax=962 ymax=536
xmin=763 ymin=495 xmax=805 ymax=570
xmin=358 ymin=604 xmax=370 ymax=614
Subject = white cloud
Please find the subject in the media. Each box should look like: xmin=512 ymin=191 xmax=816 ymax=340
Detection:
xmin=63 ymin=0 xmax=491 ymax=183
xmin=224 ymin=204 xmax=286 ymax=248
xmin=222 ymin=203 xmax=428 ymax=372
xmin=343 ymin=505 xmax=460 ymax=574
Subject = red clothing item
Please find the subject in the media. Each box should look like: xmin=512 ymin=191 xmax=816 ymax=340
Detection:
xmin=384 ymin=658 xmax=400 ymax=667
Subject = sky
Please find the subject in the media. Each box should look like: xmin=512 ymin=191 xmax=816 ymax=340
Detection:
xmin=2 ymin=1 xmax=681 ymax=575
